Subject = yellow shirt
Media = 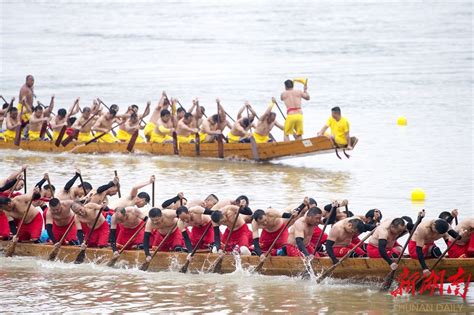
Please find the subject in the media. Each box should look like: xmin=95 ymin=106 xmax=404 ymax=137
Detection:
xmin=327 ymin=116 xmax=349 ymax=145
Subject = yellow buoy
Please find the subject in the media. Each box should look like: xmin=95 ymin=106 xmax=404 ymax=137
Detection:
xmin=397 ymin=116 xmax=407 ymax=126
xmin=411 ymin=188 xmax=425 ymax=201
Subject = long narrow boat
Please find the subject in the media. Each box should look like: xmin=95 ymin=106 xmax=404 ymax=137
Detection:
xmin=0 ymin=136 xmax=353 ymax=161
xmin=1 ymin=242 xmax=472 ymax=281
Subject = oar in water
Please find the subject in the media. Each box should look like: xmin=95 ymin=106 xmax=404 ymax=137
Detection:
xmin=4 ymin=194 xmax=36 ymax=257
xmin=246 ymin=105 xmax=260 ymax=161
xmin=74 ymin=207 xmax=105 ymax=264
xmin=380 ymin=210 xmax=425 ymax=291
xmin=114 ymin=170 xmax=121 ymax=198
xmin=14 ymin=100 xmax=25 ymax=146
xmin=48 ymin=215 xmax=76 ymax=261
xmin=140 ymin=221 xmax=178 ymax=271
xmin=106 ymin=217 xmax=148 ymax=267
xmin=54 ymin=126 xmax=67 ymax=147
xmin=315 ymin=227 xmax=377 ymax=283
xmin=180 ymin=221 xmax=213 ymax=273
xmin=207 ymin=206 xmax=242 ymax=273
xmin=68 ymin=120 xmax=127 ymax=153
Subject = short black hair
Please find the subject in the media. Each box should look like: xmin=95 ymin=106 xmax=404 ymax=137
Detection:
xmin=211 ymin=114 xmax=219 ymax=123
xmin=307 ymin=207 xmax=322 ymax=216
xmin=33 ymin=105 xmax=43 ymax=112
xmin=44 ymin=184 xmax=55 ymax=192
xmin=177 ymin=107 xmax=185 ymax=113
xmin=211 ymin=210 xmax=223 ymax=224
xmin=131 ymin=104 xmax=139 ymax=111
xmin=365 ymin=209 xmax=382 ymax=222
xmin=58 ymin=108 xmax=67 ymax=117
xmin=49 ymin=198 xmax=60 ymax=208
xmin=176 ymin=206 xmax=189 ymax=217
xmin=0 ymin=197 xmax=11 ymax=207
xmin=184 ymin=112 xmax=193 ymax=120
xmin=235 ymin=195 xmax=249 ymax=206
xmin=323 ymin=204 xmax=332 ymax=212
xmin=79 ymin=182 xmax=92 ymax=191
xmin=434 ymin=219 xmax=449 ymax=234
xmin=252 ymin=209 xmax=265 ymax=221
xmin=438 ymin=211 xmax=454 ymax=224
xmin=109 ymin=108 xmax=117 ymax=116
xmin=161 ymin=109 xmax=171 ymax=117
xmin=390 ymin=218 xmax=406 ymax=228
xmin=349 ymin=218 xmax=365 ymax=234
xmin=242 ymin=118 xmax=250 ymax=128
xmin=331 ymin=106 xmax=341 ymax=114
xmin=207 ymin=194 xmax=219 ymax=202
xmin=284 ymin=80 xmax=294 ymax=89
xmin=308 ymin=198 xmax=317 ymax=206
xmin=137 ymin=192 xmax=150 ymax=203
xmin=68 ymin=117 xmax=77 ymax=126
xmin=149 ymin=208 xmax=162 ymax=218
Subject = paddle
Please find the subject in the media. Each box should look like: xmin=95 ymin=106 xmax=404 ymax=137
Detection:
xmin=216 ymin=103 xmax=225 ymax=158
xmin=139 ymin=221 xmax=178 ymax=271
xmin=46 ymin=174 xmax=54 ymax=198
xmin=273 ymin=100 xmax=286 ymax=121
xmin=194 ymin=132 xmax=201 ymax=156
xmin=14 ymin=101 xmax=25 ymax=146
xmin=380 ymin=210 xmax=425 ymax=291
xmin=74 ymin=206 xmax=105 ymax=264
xmin=114 ymin=170 xmax=121 ymax=198
xmin=126 ymin=130 xmax=139 ymax=152
xmin=48 ymin=215 xmax=76 ymax=261
xmin=246 ymin=105 xmax=260 ymax=161
xmin=23 ymin=169 xmax=27 ymax=194
xmin=207 ymin=206 xmax=242 ymax=273
xmin=311 ymin=204 xmax=338 ymax=257
xmin=61 ymin=111 xmax=99 ymax=147
xmin=151 ymin=181 xmax=155 ymax=207
xmin=315 ymin=227 xmax=377 ymax=283
xmin=4 ymin=194 xmax=36 ymax=257
xmin=180 ymin=221 xmax=213 ymax=273
xmin=78 ymin=173 xmax=88 ymax=196
xmin=172 ymin=131 xmax=179 ymax=155
xmin=54 ymin=126 xmax=67 ymax=147
xmin=106 ymin=217 xmax=148 ymax=267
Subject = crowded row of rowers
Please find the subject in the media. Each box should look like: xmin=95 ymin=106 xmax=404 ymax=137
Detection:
xmin=0 ymin=166 xmax=472 ymax=277
xmin=0 ymin=75 xmax=355 ymax=147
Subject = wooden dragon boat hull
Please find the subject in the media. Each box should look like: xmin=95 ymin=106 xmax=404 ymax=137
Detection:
xmin=1 ymin=242 xmax=472 ymax=281
xmin=0 ymin=136 xmax=345 ymax=161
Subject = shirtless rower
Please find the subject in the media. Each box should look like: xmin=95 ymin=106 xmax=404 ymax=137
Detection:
xmin=28 ymin=104 xmax=52 ymax=141
xmin=247 ymin=99 xmax=284 ymax=143
xmin=448 ymin=217 xmax=474 ymax=258
xmin=18 ymin=75 xmax=35 ymax=123
xmin=150 ymin=109 xmax=175 ymax=143
xmin=176 ymin=113 xmax=199 ymax=144
xmin=92 ymin=107 xmax=121 ymax=143
xmin=0 ymin=165 xmax=26 ymax=197
xmin=321 ymin=199 xmax=350 ymax=224
xmin=326 ymin=217 xmax=366 ymax=264
xmin=409 ymin=219 xmax=461 ymax=276
xmin=0 ymin=97 xmax=14 ymax=140
xmin=281 ymin=79 xmax=309 ymax=141
xmin=71 ymin=202 xmax=109 ymax=248
xmin=317 ymin=106 xmax=357 ymax=149
xmin=144 ymin=92 xmax=167 ymax=141
xmin=0 ymin=188 xmax=43 ymax=242
xmin=367 ymin=218 xmax=407 ymax=270
xmin=117 ymin=102 xmax=149 ymax=143
xmin=143 ymin=208 xmax=184 ymax=261
xmin=88 ymin=176 xmax=120 ymax=206
xmin=109 ymin=176 xmax=154 ymax=209
xmin=216 ymin=99 xmax=233 ymax=134
xmin=34 ymin=173 xmax=55 ymax=199
xmin=199 ymin=114 xmax=222 ymax=143
xmin=186 ymin=194 xmax=219 ymax=209
xmin=177 ymin=206 xmax=215 ymax=252
xmin=4 ymin=107 xmax=22 ymax=142
xmin=227 ymin=117 xmax=252 ymax=143
xmin=71 ymin=103 xmax=101 ymax=142
xmin=161 ymin=192 xmax=187 ymax=210
xmin=251 ymin=207 xmax=299 ymax=257
xmin=56 ymin=170 xmax=92 ymax=201
xmin=45 ymin=198 xmax=77 ymax=245
xmin=110 ymin=206 xmax=146 ymax=254
xmin=210 ymin=202 xmax=253 ymax=255
xmin=50 ymin=98 xmax=80 ymax=141
xmin=285 ymin=207 xmax=323 ymax=259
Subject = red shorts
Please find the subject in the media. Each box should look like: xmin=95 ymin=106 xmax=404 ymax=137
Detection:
xmin=260 ymin=223 xmax=288 ymax=255
xmin=0 ymin=211 xmax=10 ymax=239
xmin=448 ymin=242 xmax=468 ymax=258
xmin=332 ymin=243 xmax=366 ymax=257
xmin=189 ymin=223 xmax=215 ymax=249
xmin=468 ymin=233 xmax=474 ymax=257
xmin=116 ymin=222 xmax=145 ymax=250
xmin=81 ymin=220 xmax=109 ymax=247
xmin=221 ymin=224 xmax=252 ymax=251
xmin=310 ymin=226 xmax=328 ymax=248
xmin=367 ymin=243 xmax=401 ymax=258
xmin=408 ymin=240 xmax=435 ymax=259
xmin=0 ymin=191 xmax=22 ymax=198
xmin=285 ymin=243 xmax=315 ymax=257
xmin=153 ymin=228 xmax=184 ymax=251
xmin=15 ymin=212 xmax=43 ymax=241
xmin=52 ymin=219 xmax=77 ymax=244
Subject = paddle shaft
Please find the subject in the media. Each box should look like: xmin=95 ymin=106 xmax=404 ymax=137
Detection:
xmin=78 ymin=174 xmax=88 ymax=196
xmin=14 ymin=102 xmax=25 ymax=146
xmin=114 ymin=170 xmax=121 ymax=198
xmin=118 ymin=219 xmax=148 ymax=255
xmin=84 ymin=120 xmax=126 ymax=146
xmin=54 ymin=126 xmax=67 ymax=147
xmin=74 ymin=207 xmax=105 ymax=263
xmin=46 ymin=176 xmax=54 ymax=198
xmin=126 ymin=103 xmax=150 ymax=152
xmin=152 ymin=181 xmax=155 ymax=207
xmin=273 ymin=100 xmax=286 ymax=120
xmin=23 ymin=169 xmax=27 ymax=194
xmin=150 ymin=221 xmax=179 ymax=261
xmin=312 ymin=205 xmax=337 ymax=256
xmin=5 ymin=194 xmax=35 ymax=257
xmin=48 ymin=215 xmax=76 ymax=261
xmin=180 ymin=221 xmax=213 ymax=273
xmin=62 ymin=111 xmax=99 ymax=146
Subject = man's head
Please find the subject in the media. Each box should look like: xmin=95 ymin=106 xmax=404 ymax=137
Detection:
xmin=131 ymin=104 xmax=139 ymax=113
xmin=266 ymin=112 xmax=277 ymax=124
xmin=305 ymin=207 xmax=323 ymax=226
xmin=211 ymin=210 xmax=224 ymax=225
xmin=43 ymin=184 xmax=56 ymax=198
xmin=160 ymin=109 xmax=171 ymax=122
xmin=210 ymin=114 xmax=219 ymax=125
xmin=204 ymin=194 xmax=219 ymax=208
xmin=177 ymin=107 xmax=186 ymax=120
xmin=331 ymin=106 xmax=341 ymax=121
xmin=438 ymin=211 xmax=454 ymax=224
xmin=148 ymin=207 xmax=162 ymax=225
xmin=176 ymin=206 xmax=190 ymax=223
xmin=49 ymin=198 xmax=62 ymax=214
xmin=252 ymin=209 xmax=268 ymax=226
xmin=345 ymin=218 xmax=365 ymax=235
xmin=114 ymin=207 xmax=127 ymax=223
xmin=82 ymin=107 xmax=91 ymax=119
xmin=365 ymin=209 xmax=382 ymax=224
xmin=241 ymin=118 xmax=250 ymax=129
xmin=134 ymin=192 xmax=150 ymax=208
xmin=130 ymin=112 xmax=138 ymax=124
xmin=0 ymin=197 xmax=13 ymax=211
xmin=67 ymin=117 xmax=76 ymax=127
xmin=9 ymin=107 xmax=18 ymax=119
xmin=33 ymin=105 xmax=43 ymax=117
xmin=107 ymin=108 xmax=117 ymax=119
xmin=235 ymin=195 xmax=249 ymax=207
xmin=284 ymin=79 xmax=294 ymax=90
xmin=183 ymin=112 xmax=193 ymax=125
xmin=110 ymin=104 xmax=119 ymax=113
xmin=389 ymin=218 xmax=406 ymax=235
xmin=433 ymin=219 xmax=449 ymax=234
xmin=71 ymin=202 xmax=86 ymax=216
xmin=26 ymin=75 xmax=35 ymax=88
xmin=58 ymin=108 xmax=67 ymax=118
xmin=76 ymin=182 xmax=92 ymax=197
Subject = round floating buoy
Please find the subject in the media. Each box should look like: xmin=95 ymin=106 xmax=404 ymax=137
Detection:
xmin=411 ymin=188 xmax=425 ymax=201
xmin=397 ymin=116 xmax=407 ymax=126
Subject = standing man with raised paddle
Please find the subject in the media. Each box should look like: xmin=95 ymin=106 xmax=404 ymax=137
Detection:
xmin=280 ymin=79 xmax=309 ymax=141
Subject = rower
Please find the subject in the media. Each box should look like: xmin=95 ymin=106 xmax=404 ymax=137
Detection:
xmin=4 ymin=107 xmax=21 ymax=142
xmin=110 ymin=206 xmax=146 ymax=254
xmin=448 ymin=218 xmax=474 ymax=258
xmin=284 ymin=207 xmax=322 ymax=258
xmin=72 ymin=104 xmax=100 ymax=142
xmin=0 ymin=99 xmax=13 ymax=141
xmin=364 ymin=209 xmax=383 ymax=227
xmin=409 ymin=219 xmax=461 ymax=277
xmin=176 ymin=113 xmax=199 ymax=144
xmin=0 ymin=188 xmax=43 ymax=242
xmin=251 ymin=207 xmax=298 ymax=257
xmin=247 ymin=99 xmax=284 ymax=143
xmin=71 ymin=202 xmax=109 ymax=248
xmin=109 ymin=176 xmax=154 ymax=209
xmin=88 ymin=176 xmax=120 ymax=205
xmin=367 ymin=218 xmax=407 ymax=270
xmin=326 ymin=217 xmax=366 ymax=264
xmin=150 ymin=109 xmax=175 ymax=143
xmin=143 ymin=208 xmax=184 ymax=262
xmin=162 ymin=192 xmax=187 ymax=210
xmin=317 ymin=106 xmax=358 ymax=150
xmin=281 ymin=79 xmax=309 ymax=141
xmin=0 ymin=165 xmax=26 ymax=196
xmin=144 ymin=93 xmax=167 ymax=141
xmin=186 ymin=194 xmax=219 ymax=209
xmin=321 ymin=200 xmax=350 ymax=223
xmin=210 ymin=203 xmax=253 ymax=255
xmin=34 ymin=173 xmax=55 ymax=199
xmin=177 ymin=206 xmax=215 ymax=252
xmin=18 ymin=75 xmax=35 ymax=124
xmin=117 ymin=111 xmax=147 ymax=143
xmin=215 ymin=99 xmax=233 ymax=134
xmin=50 ymin=99 xmax=80 ymax=141
xmin=28 ymin=105 xmax=52 ymax=141
xmin=227 ymin=104 xmax=253 ymax=143
xmin=45 ymin=198 xmax=77 ymax=245
xmin=199 ymin=114 xmax=222 ymax=143
xmin=91 ymin=107 xmax=120 ymax=143
xmin=56 ymin=170 xmax=92 ymax=201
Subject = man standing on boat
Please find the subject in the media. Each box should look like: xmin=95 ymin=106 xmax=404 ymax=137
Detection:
xmin=281 ymin=79 xmax=309 ymax=141
xmin=317 ymin=106 xmax=358 ymax=149
xmin=18 ymin=75 xmax=35 ymax=124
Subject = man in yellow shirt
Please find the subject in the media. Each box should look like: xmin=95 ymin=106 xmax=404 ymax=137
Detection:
xmin=317 ymin=106 xmax=357 ymax=149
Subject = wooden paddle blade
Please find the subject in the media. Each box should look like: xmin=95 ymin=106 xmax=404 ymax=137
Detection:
xmin=172 ymin=132 xmax=179 ymax=155
xmin=380 ymin=270 xmax=396 ymax=291
xmin=250 ymin=137 xmax=259 ymax=161
xmin=180 ymin=260 xmax=190 ymax=273
xmin=4 ymin=240 xmax=17 ymax=257
xmin=14 ymin=126 xmax=22 ymax=146
xmin=254 ymin=261 xmax=264 ymax=273
xmin=217 ymin=135 xmax=224 ymax=158
xmin=48 ymin=247 xmax=60 ymax=261
xmin=126 ymin=130 xmax=139 ymax=152
xmin=211 ymin=257 xmax=224 ymax=273
xmin=61 ymin=130 xmax=78 ymax=147
xmin=194 ymin=133 xmax=201 ymax=156
xmin=74 ymin=249 xmax=86 ymax=264
xmin=106 ymin=256 xmax=119 ymax=268
xmin=139 ymin=261 xmax=150 ymax=271
xmin=39 ymin=121 xmax=48 ymax=139
xmin=55 ymin=126 xmax=67 ymax=147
